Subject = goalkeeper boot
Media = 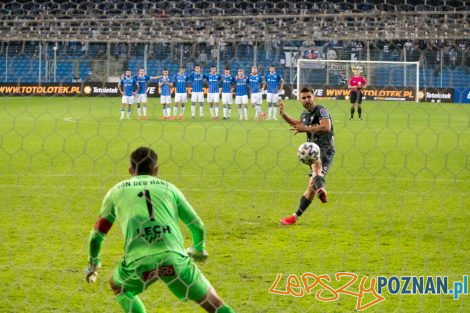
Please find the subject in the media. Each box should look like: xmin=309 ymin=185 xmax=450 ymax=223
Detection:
xmin=280 ymin=214 xmax=297 ymax=225
xmin=316 ymin=187 xmax=328 ymax=203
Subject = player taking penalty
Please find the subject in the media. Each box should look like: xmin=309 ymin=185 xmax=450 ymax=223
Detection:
xmin=86 ymin=147 xmax=235 ymax=313
xmin=278 ymin=87 xmax=336 ymax=225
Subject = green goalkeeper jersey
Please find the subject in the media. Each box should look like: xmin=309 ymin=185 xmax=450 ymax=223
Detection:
xmin=99 ymin=175 xmax=205 ymax=264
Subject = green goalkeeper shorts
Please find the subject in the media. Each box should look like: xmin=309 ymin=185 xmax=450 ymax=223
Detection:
xmin=111 ymin=252 xmax=212 ymax=301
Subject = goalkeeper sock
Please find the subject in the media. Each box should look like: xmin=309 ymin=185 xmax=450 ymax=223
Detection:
xmin=358 ymin=107 xmax=362 ymax=118
xmin=350 ymin=107 xmax=355 ymax=118
xmin=216 ymin=304 xmax=236 ymax=313
xmin=295 ymin=195 xmax=311 ymax=217
xmin=116 ymin=291 xmax=146 ymax=313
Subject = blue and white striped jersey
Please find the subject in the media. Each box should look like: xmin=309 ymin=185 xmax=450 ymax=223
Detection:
xmin=205 ymin=73 xmax=222 ymax=93
xmin=248 ymin=74 xmax=263 ymax=93
xmin=119 ymin=76 xmax=137 ymax=96
xmin=235 ymin=76 xmax=248 ymax=96
xmin=222 ymin=75 xmax=236 ymax=93
xmin=135 ymin=75 xmax=150 ymax=95
xmin=173 ymin=73 xmax=188 ymax=93
xmin=159 ymin=76 xmax=173 ymax=96
xmin=188 ymin=72 xmax=204 ymax=93
xmin=265 ymin=72 xmax=283 ymax=93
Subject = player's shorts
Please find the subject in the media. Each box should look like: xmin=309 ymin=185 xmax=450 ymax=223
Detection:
xmin=350 ymin=90 xmax=363 ymax=104
xmin=207 ymin=93 xmax=220 ymax=103
xmin=266 ymin=92 xmax=279 ymax=103
xmin=175 ymin=93 xmax=187 ymax=103
xmin=122 ymin=95 xmax=135 ymax=105
xmin=250 ymin=92 xmax=262 ymax=105
xmin=160 ymin=95 xmax=171 ymax=104
xmin=112 ymin=252 xmax=212 ymax=300
xmin=235 ymin=95 xmax=248 ymax=105
xmin=136 ymin=94 xmax=147 ymax=104
xmin=191 ymin=92 xmax=204 ymax=103
xmin=222 ymin=93 xmax=233 ymax=105
xmin=318 ymin=139 xmax=335 ymax=176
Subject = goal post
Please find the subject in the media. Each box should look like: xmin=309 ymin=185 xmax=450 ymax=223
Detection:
xmin=297 ymin=59 xmax=420 ymax=102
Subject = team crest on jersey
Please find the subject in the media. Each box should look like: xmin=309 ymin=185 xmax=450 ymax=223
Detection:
xmin=320 ymin=108 xmax=329 ymax=118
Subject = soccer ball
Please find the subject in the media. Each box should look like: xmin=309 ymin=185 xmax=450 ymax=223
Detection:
xmin=297 ymin=142 xmax=320 ymax=165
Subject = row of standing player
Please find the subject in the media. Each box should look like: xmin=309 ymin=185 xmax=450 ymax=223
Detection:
xmin=117 ymin=65 xmax=284 ymax=121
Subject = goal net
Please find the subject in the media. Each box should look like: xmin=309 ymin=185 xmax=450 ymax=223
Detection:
xmin=297 ymin=59 xmax=420 ymax=102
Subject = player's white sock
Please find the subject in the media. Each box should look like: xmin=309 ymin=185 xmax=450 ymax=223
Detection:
xmin=191 ymin=103 xmax=196 ymax=117
xmin=255 ymin=105 xmax=261 ymax=117
xmin=137 ymin=107 xmax=142 ymax=116
xmin=273 ymin=107 xmax=278 ymax=119
xmin=180 ymin=106 xmax=185 ymax=115
xmin=228 ymin=108 xmax=232 ymax=117
xmin=223 ymin=107 xmax=227 ymax=118
xmin=174 ymin=106 xmax=178 ymax=117
xmin=210 ymin=107 xmax=214 ymax=118
xmin=215 ymin=106 xmax=219 ymax=118
xmin=244 ymin=107 xmax=248 ymax=120
xmin=127 ymin=109 xmax=131 ymax=119
xmin=238 ymin=108 xmax=242 ymax=120
xmin=199 ymin=103 xmax=204 ymax=117
xmin=166 ymin=107 xmax=171 ymax=117
xmin=268 ymin=106 xmax=272 ymax=119
xmin=143 ymin=106 xmax=147 ymax=116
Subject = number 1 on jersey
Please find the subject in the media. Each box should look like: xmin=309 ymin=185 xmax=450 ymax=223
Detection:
xmin=138 ymin=189 xmax=155 ymax=221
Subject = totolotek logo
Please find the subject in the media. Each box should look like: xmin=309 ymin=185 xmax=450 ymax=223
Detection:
xmin=93 ymin=86 xmax=119 ymax=94
xmin=426 ymin=92 xmax=451 ymax=99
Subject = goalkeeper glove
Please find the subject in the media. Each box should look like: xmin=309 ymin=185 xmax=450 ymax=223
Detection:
xmin=85 ymin=258 xmax=101 ymax=283
xmin=187 ymin=247 xmax=209 ymax=262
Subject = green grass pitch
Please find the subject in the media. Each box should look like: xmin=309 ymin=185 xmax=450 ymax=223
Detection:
xmin=0 ymin=96 xmax=469 ymax=312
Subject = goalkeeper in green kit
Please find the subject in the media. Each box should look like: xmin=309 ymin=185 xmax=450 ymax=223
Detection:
xmin=86 ymin=147 xmax=235 ymax=313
